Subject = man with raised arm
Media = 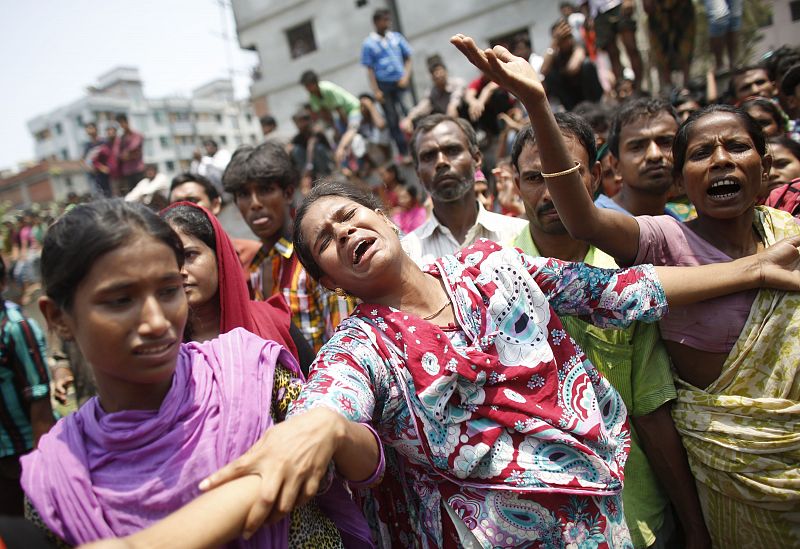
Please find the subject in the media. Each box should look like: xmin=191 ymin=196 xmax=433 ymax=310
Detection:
xmin=509 ymin=112 xmax=711 ymax=548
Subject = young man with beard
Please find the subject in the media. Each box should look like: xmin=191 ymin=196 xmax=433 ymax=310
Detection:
xmin=595 ymin=98 xmax=682 ymax=218
xmin=222 ymin=142 xmax=352 ymax=352
xmin=510 ymin=113 xmax=711 ymax=549
xmin=401 ymin=114 xmax=526 ymax=265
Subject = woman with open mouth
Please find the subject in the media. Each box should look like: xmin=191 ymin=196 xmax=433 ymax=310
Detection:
xmin=505 ymin=41 xmax=800 ymax=548
xmin=191 ymin=149 xmax=800 ymax=548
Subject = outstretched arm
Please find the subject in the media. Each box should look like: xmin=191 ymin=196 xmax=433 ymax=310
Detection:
xmin=78 ymin=476 xmax=263 ymax=549
xmin=654 ymin=235 xmax=800 ymax=305
xmin=451 ymin=34 xmax=641 ymax=265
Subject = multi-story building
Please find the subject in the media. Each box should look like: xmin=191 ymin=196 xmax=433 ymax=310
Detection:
xmin=26 ymin=67 xmax=263 ymax=183
xmin=232 ymin=0 xmax=561 ymax=136
xmin=0 ymin=160 xmax=91 ymax=207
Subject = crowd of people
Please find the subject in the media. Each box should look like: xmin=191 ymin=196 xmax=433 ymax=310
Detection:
xmin=2 ymin=3 xmax=800 ymax=549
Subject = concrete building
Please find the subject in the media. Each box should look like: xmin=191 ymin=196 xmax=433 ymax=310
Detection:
xmin=27 ymin=67 xmax=263 ymax=187
xmin=0 ymin=160 xmax=91 ymax=207
xmin=232 ymin=0 xmax=561 ymax=138
xmin=752 ymin=0 xmax=800 ymax=59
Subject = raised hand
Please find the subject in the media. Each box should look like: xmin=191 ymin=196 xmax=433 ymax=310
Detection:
xmin=450 ymin=34 xmax=545 ymax=104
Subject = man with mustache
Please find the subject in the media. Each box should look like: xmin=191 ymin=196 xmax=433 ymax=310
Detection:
xmin=402 ymin=114 xmax=527 ymax=265
xmin=595 ymin=98 xmax=683 ymax=218
xmin=510 ymin=113 xmax=712 ymax=549
xmin=222 ymin=142 xmax=352 ymax=352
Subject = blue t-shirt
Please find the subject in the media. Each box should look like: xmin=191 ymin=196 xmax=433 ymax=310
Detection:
xmin=361 ymin=31 xmax=412 ymax=83
xmin=594 ymin=193 xmax=682 ymax=220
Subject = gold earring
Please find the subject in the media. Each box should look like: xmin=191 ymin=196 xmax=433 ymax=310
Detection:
xmin=334 ymin=287 xmax=348 ymax=298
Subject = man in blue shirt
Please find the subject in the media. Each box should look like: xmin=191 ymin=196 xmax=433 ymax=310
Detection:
xmin=361 ymin=8 xmax=412 ymax=158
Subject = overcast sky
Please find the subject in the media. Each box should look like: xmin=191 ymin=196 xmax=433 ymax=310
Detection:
xmin=0 ymin=0 xmax=257 ymax=170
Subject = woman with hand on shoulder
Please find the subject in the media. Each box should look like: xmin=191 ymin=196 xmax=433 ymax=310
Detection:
xmin=195 ymin=162 xmax=800 ymax=548
xmin=479 ymin=36 xmax=800 ymax=547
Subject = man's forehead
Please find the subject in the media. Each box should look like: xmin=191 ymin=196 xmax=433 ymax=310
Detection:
xmin=620 ymin=112 xmax=677 ymax=139
xmin=417 ymin=121 xmax=468 ymax=148
xmin=520 ymin=134 xmax=586 ymax=167
xmin=736 ymin=69 xmax=768 ymax=85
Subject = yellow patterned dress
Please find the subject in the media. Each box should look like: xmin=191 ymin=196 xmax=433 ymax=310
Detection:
xmin=671 ymin=207 xmax=800 ymax=547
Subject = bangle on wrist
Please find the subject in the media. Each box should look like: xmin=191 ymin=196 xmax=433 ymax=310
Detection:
xmin=541 ymin=161 xmax=581 ymax=179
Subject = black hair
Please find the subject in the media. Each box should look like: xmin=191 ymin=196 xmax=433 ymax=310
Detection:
xmin=358 ymin=93 xmax=375 ymax=102
xmin=293 ymin=179 xmax=382 ymax=282
xmin=300 ymin=70 xmax=318 ymax=86
xmin=381 ymin=162 xmax=406 ymax=184
xmin=115 ymin=113 xmax=128 ymax=123
xmin=222 ymin=142 xmax=298 ymax=194
xmin=259 ymin=114 xmax=277 ymax=127
xmin=202 ymin=139 xmax=218 ymax=149
xmin=427 ymin=55 xmax=446 ymax=72
xmin=410 ymin=114 xmax=479 ymax=166
xmin=763 ymin=46 xmax=800 ymax=82
xmin=511 ymin=112 xmax=598 ymax=171
xmin=572 ymin=101 xmax=611 ymax=135
xmin=162 ymin=205 xmax=217 ymax=252
xmin=741 ymin=97 xmax=786 ymax=133
xmin=672 ymin=104 xmax=767 ymax=177
xmin=607 ymin=97 xmax=679 ymax=157
xmin=0 ymin=256 xmax=6 ymax=285
xmin=768 ymin=134 xmax=800 ymax=161
xmin=373 ymin=8 xmax=390 ymax=23
xmin=41 ymin=199 xmax=184 ymax=310
xmin=85 ymin=122 xmax=97 ymax=130
xmin=169 ymin=173 xmax=221 ymax=201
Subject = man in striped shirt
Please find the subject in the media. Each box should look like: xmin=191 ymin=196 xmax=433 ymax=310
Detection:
xmin=0 ymin=257 xmax=53 ymax=515
xmin=223 ymin=142 xmax=353 ymax=352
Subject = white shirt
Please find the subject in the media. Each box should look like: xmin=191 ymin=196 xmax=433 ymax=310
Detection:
xmin=198 ymin=149 xmax=232 ymax=192
xmin=588 ymin=0 xmax=621 ymax=17
xmin=125 ymin=173 xmax=170 ymax=204
xmin=401 ymin=202 xmax=527 ymax=266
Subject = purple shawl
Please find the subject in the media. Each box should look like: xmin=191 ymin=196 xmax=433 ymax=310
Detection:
xmin=21 ymin=328 xmax=292 ymax=548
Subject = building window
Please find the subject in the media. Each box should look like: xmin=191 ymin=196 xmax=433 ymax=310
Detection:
xmin=286 ymin=21 xmax=317 ymax=59
xmin=245 ymin=113 xmax=253 ymax=123
xmin=219 ymin=135 xmax=228 ymax=145
xmin=76 ymin=115 xmax=84 ymax=127
xmin=160 ymin=136 xmax=171 ymax=148
xmin=55 ymin=123 xmax=63 ymax=136
xmin=791 ymin=0 xmax=800 ymax=21
xmin=215 ymin=114 xmax=222 ymax=124
xmin=165 ymin=160 xmax=175 ymax=172
xmin=65 ymin=176 xmax=73 ymax=189
xmin=153 ymin=111 xmax=163 ymax=124
xmin=61 ymin=149 xmax=69 ymax=160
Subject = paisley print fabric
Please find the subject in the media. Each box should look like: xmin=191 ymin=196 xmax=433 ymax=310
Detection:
xmin=291 ymin=239 xmax=668 ymax=548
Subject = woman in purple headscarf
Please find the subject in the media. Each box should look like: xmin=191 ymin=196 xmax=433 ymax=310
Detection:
xmin=21 ymin=200 xmax=371 ymax=548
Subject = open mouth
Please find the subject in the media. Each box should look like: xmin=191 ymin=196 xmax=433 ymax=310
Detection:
xmin=352 ymin=238 xmax=375 ymax=265
xmin=707 ymin=179 xmax=741 ymax=200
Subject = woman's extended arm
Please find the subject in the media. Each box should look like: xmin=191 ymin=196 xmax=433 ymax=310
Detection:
xmin=451 ymin=34 xmax=642 ymax=265
xmin=78 ymin=476 xmax=263 ymax=549
xmin=655 ymin=235 xmax=800 ymax=305
xmin=198 ymin=407 xmax=379 ymax=537
xmin=529 ymin=235 xmax=800 ymax=328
